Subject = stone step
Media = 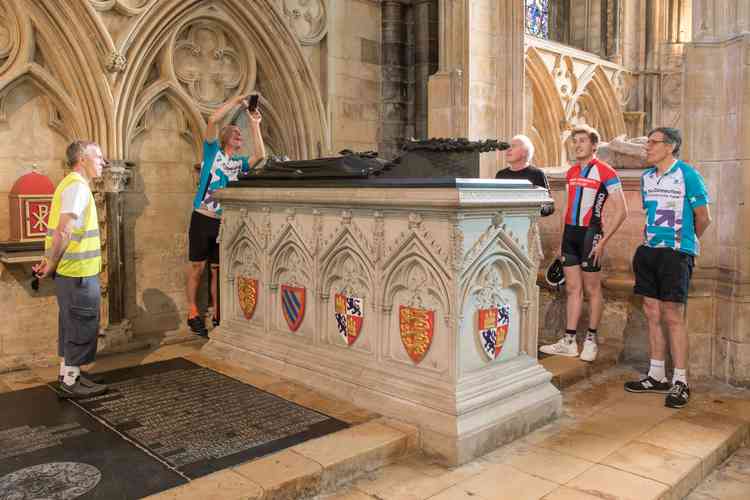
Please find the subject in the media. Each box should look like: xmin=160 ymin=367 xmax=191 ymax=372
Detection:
xmin=144 ymin=418 xmax=416 ymax=500
xmin=685 ymin=446 xmax=750 ymax=499
xmin=540 ymin=342 xmax=621 ymax=390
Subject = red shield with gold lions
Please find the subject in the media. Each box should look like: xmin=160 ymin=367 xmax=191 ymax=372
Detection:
xmin=335 ymin=293 xmax=363 ymax=345
xmin=478 ymin=304 xmax=510 ymax=360
xmin=281 ymin=284 xmax=306 ymax=332
xmin=237 ymin=277 xmax=258 ymax=320
xmin=399 ymin=306 xmax=435 ymax=363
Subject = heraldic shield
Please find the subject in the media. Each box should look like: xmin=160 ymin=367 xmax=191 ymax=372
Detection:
xmin=335 ymin=293 xmax=363 ymax=345
xmin=281 ymin=284 xmax=306 ymax=332
xmin=478 ymin=304 xmax=510 ymax=360
xmin=399 ymin=306 xmax=435 ymax=363
xmin=237 ymin=277 xmax=258 ymax=320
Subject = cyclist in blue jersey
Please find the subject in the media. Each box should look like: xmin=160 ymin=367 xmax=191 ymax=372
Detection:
xmin=186 ymin=94 xmax=266 ymax=337
xmin=624 ymin=127 xmax=712 ymax=408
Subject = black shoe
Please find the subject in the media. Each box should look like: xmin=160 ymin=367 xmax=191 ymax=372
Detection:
xmin=212 ymin=316 xmax=220 ymax=328
xmin=665 ymin=381 xmax=690 ymax=408
xmin=188 ymin=315 xmax=208 ymax=337
xmin=624 ymin=376 xmax=671 ymax=394
xmin=58 ymin=371 xmax=104 ymax=385
xmin=59 ymin=376 xmax=108 ymax=399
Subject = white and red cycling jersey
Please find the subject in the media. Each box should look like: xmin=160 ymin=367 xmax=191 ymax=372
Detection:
xmin=564 ymin=158 xmax=622 ymax=228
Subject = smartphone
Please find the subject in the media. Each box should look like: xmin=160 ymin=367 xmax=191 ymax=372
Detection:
xmin=248 ymin=94 xmax=259 ymax=112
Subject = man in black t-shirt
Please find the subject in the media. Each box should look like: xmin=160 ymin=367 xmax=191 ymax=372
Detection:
xmin=495 ymin=134 xmax=554 ymax=216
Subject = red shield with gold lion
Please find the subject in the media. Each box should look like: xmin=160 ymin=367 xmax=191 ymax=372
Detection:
xmin=399 ymin=306 xmax=435 ymax=363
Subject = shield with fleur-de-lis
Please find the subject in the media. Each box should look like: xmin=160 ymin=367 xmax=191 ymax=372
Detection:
xmin=237 ymin=277 xmax=258 ymax=320
xmin=399 ymin=306 xmax=435 ymax=364
xmin=281 ymin=284 xmax=306 ymax=332
xmin=477 ymin=304 xmax=511 ymax=360
xmin=334 ymin=293 xmax=363 ymax=346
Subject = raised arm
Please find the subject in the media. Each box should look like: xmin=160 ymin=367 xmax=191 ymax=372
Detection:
xmin=204 ymin=95 xmax=247 ymax=142
xmin=246 ymin=109 xmax=266 ymax=168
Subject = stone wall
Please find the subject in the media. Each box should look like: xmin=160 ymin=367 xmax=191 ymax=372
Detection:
xmin=0 ymin=0 xmax=379 ymax=370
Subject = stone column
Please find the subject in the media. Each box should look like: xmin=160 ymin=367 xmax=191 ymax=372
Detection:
xmin=381 ymin=1 xmax=407 ymax=159
xmin=683 ymin=0 xmax=750 ymax=385
xmin=414 ymin=0 xmax=431 ymax=139
xmin=99 ymin=161 xmax=134 ymax=351
xmin=428 ymin=0 xmax=525 ymax=178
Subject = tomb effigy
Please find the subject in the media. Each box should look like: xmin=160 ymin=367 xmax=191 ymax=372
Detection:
xmin=206 ymin=140 xmax=562 ymax=464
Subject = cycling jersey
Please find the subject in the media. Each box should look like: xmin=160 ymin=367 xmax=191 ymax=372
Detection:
xmin=192 ymin=140 xmax=249 ymax=217
xmin=564 ymin=158 xmax=622 ymax=227
xmin=640 ymin=159 xmax=709 ymax=256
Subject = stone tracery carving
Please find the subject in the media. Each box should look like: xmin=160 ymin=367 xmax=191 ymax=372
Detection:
xmin=89 ymin=0 xmax=150 ymax=16
xmin=280 ymin=0 xmax=328 ymax=45
xmin=173 ymin=21 xmax=252 ymax=107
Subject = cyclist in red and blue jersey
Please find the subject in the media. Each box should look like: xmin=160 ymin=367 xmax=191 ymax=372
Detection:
xmin=540 ymin=125 xmax=628 ymax=362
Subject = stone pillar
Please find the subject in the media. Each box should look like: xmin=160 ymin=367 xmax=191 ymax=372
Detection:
xmin=684 ymin=0 xmax=750 ymax=385
xmin=99 ymin=161 xmax=134 ymax=351
xmin=414 ymin=0 xmax=431 ymax=139
xmin=381 ymin=1 xmax=407 ymax=159
xmin=428 ymin=0 xmax=525 ymax=178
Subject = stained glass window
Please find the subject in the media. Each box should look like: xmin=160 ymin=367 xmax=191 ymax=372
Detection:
xmin=525 ymin=0 xmax=550 ymax=39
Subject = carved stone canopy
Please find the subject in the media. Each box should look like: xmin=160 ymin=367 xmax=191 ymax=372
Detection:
xmin=596 ymin=135 xmax=648 ymax=169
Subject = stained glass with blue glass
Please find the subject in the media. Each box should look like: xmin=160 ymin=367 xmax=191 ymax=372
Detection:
xmin=526 ymin=0 xmax=550 ymax=39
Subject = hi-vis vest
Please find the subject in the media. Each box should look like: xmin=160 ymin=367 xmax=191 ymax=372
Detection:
xmin=45 ymin=172 xmax=101 ymax=277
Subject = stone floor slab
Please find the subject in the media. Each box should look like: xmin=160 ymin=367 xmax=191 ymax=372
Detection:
xmin=565 ymin=463 xmax=670 ymax=500
xmin=292 ymin=421 xmax=411 ymax=491
xmin=602 ymin=441 xmax=702 ymax=500
xmin=142 ymin=470 xmax=262 ymax=500
xmin=541 ymin=486 xmax=606 ymax=500
xmin=531 ymin=427 xmax=629 ymax=462
xmin=232 ymin=449 xmax=322 ymax=500
xmin=431 ymin=463 xmax=557 ymax=500
xmin=482 ymin=442 xmax=595 ymax=484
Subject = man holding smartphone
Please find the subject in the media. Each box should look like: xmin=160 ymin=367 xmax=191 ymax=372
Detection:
xmin=186 ymin=93 xmax=266 ymax=337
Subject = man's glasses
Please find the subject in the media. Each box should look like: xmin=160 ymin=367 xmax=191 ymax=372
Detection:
xmin=646 ymin=139 xmax=668 ymax=145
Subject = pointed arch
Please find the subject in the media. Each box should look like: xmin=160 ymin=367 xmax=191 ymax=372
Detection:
xmin=525 ymin=46 xmax=564 ymax=166
xmin=115 ymin=0 xmax=328 ymax=160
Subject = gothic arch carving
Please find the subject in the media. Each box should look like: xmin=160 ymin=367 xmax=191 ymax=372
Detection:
xmin=115 ymin=0 xmax=328 ymax=160
xmin=525 ymin=47 xmax=564 ymax=167
xmin=579 ymin=67 xmax=627 ymax=141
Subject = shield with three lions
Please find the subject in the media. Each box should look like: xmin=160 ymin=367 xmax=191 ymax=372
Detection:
xmin=334 ymin=293 xmax=363 ymax=345
xmin=237 ymin=277 xmax=258 ymax=320
xmin=281 ymin=284 xmax=306 ymax=332
xmin=477 ymin=304 xmax=510 ymax=360
xmin=399 ymin=306 xmax=435 ymax=364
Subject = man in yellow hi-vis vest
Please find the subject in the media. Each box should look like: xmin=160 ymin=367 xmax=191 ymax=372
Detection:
xmin=33 ymin=141 xmax=108 ymax=399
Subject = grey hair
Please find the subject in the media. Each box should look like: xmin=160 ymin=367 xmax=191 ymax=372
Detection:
xmin=65 ymin=140 xmax=98 ymax=167
xmin=648 ymin=127 xmax=682 ymax=157
xmin=512 ymin=134 xmax=535 ymax=164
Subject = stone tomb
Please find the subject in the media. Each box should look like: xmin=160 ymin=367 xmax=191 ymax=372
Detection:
xmin=207 ymin=178 xmax=561 ymax=465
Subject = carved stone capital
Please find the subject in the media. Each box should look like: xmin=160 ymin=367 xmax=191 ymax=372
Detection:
xmin=102 ymin=161 xmax=134 ymax=193
xmin=106 ymin=51 xmax=127 ymax=73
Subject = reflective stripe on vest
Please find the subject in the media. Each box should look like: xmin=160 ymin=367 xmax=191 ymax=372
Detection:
xmin=44 ymin=172 xmax=102 ymax=277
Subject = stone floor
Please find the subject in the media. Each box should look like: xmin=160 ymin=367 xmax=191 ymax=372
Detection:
xmin=1 ymin=341 xmax=749 ymax=499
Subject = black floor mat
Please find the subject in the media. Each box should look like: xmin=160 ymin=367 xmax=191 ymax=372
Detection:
xmin=73 ymin=357 xmax=349 ymax=478
xmin=0 ymin=386 xmax=186 ymax=499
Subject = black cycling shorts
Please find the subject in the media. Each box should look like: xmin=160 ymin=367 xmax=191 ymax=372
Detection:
xmin=633 ymin=245 xmax=694 ymax=303
xmin=188 ymin=211 xmax=220 ymax=264
xmin=561 ymin=224 xmax=603 ymax=272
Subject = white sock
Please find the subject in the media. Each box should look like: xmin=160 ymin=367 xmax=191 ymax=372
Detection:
xmin=63 ymin=366 xmax=80 ymax=386
xmin=59 ymin=360 xmax=65 ymax=378
xmin=673 ymin=368 xmax=687 ymax=386
xmin=648 ymin=359 xmax=666 ymax=382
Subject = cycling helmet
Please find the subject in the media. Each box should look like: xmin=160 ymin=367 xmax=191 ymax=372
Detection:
xmin=545 ymin=257 xmax=565 ymax=287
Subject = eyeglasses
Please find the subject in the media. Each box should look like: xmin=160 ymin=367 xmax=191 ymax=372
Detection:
xmin=646 ymin=139 xmax=669 ymax=145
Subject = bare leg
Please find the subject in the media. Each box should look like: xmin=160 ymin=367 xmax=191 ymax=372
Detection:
xmin=662 ymin=301 xmax=687 ymax=369
xmin=643 ymin=297 xmax=667 ymax=361
xmin=186 ymin=261 xmax=206 ymax=316
xmin=564 ymin=265 xmax=583 ymax=331
xmin=210 ymin=265 xmax=219 ymax=319
xmin=582 ymin=271 xmax=603 ymax=330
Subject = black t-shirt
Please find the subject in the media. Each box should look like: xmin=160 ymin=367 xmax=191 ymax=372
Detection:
xmin=495 ymin=165 xmax=554 ymax=216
